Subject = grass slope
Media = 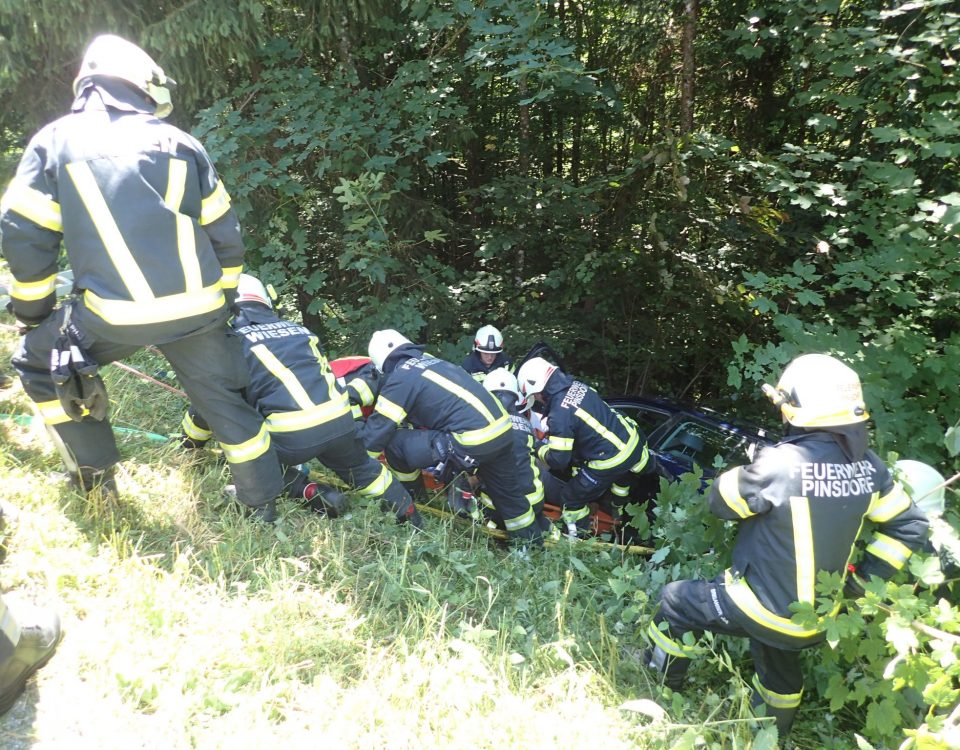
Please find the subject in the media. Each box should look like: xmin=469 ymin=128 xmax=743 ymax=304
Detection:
xmin=0 ymin=323 xmax=842 ymax=749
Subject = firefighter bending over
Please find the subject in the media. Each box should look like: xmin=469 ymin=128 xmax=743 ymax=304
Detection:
xmin=363 ymin=330 xmax=541 ymax=544
xmin=516 ymin=357 xmax=653 ymax=537
xmin=0 ymin=35 xmax=284 ymax=517
xmin=642 ymin=353 xmax=929 ymax=734
xmin=181 ymin=275 xmax=418 ymax=525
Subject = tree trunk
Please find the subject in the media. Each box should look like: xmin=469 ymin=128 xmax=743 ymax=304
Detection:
xmin=680 ymin=0 xmax=698 ymax=135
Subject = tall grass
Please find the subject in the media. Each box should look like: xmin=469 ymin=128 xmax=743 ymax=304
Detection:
xmin=0 ymin=322 xmax=834 ymax=749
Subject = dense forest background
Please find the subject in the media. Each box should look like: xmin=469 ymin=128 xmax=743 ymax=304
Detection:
xmin=1 ymin=0 xmax=957 ymax=465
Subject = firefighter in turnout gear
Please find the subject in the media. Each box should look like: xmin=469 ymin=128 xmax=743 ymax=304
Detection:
xmin=461 ymin=324 xmax=511 ymax=382
xmin=181 ymin=276 xmax=419 ymax=526
xmin=363 ymin=330 xmax=541 ymax=544
xmin=329 ymin=356 xmax=381 ymax=420
xmin=516 ymin=357 xmax=652 ymax=537
xmin=0 ymin=34 xmax=284 ymax=514
xmin=642 ymin=354 xmax=930 ymax=735
xmin=477 ymin=368 xmax=556 ymax=536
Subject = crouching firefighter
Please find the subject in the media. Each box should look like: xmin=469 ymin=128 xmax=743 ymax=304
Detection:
xmin=0 ymin=34 xmax=284 ymax=512
xmin=642 ymin=354 xmax=930 ymax=735
xmin=362 ymin=330 xmax=541 ymax=545
xmin=473 ymin=368 xmax=557 ymax=535
xmin=516 ymin=357 xmax=653 ymax=537
xmin=181 ymin=275 xmax=419 ymax=526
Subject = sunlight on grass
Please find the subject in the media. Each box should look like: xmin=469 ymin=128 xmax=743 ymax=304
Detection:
xmin=0 ymin=323 xmax=781 ymax=749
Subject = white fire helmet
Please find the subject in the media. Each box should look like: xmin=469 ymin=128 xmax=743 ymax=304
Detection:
xmin=894 ymin=459 xmax=946 ymax=517
xmin=236 ymin=274 xmax=274 ymax=308
xmin=761 ymin=353 xmax=869 ymax=428
xmin=474 ymin=325 xmax=504 ymax=354
xmin=516 ymin=357 xmax=557 ymax=404
xmin=73 ymin=34 xmax=176 ymax=118
xmin=482 ymin=367 xmax=529 ymax=412
xmin=368 ymin=329 xmax=412 ymax=372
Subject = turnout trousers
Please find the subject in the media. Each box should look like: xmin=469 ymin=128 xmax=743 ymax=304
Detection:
xmin=385 ymin=428 xmax=540 ymax=542
xmin=12 ymin=306 xmax=284 ymax=508
xmin=560 ymin=440 xmax=651 ymax=521
xmin=272 ymin=427 xmax=415 ymax=521
xmin=645 ymin=575 xmax=806 ymax=735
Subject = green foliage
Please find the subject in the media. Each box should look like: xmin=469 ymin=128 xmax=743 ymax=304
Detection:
xmin=723 ymin=0 xmax=960 ymax=466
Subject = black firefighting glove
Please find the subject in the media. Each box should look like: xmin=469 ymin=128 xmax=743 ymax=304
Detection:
xmin=49 ymin=321 xmax=108 ymax=422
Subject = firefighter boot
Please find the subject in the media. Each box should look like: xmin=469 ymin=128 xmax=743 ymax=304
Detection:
xmin=0 ymin=604 xmax=62 ymax=716
xmin=249 ymin=500 xmax=278 ymax=524
xmin=302 ymin=483 xmax=348 ymax=518
xmin=62 ymin=467 xmax=119 ymax=504
xmin=750 ymin=682 xmax=800 ymax=735
xmin=641 ymin=645 xmax=690 ymax=691
xmin=560 ymin=506 xmax=593 ymax=539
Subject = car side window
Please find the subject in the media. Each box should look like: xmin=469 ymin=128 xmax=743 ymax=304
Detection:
xmin=613 ymin=405 xmax=672 ymax=436
xmin=659 ymin=419 xmax=752 ymax=470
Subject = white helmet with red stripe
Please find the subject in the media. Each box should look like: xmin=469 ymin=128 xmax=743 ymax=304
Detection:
xmin=236 ymin=274 xmax=273 ymax=308
xmin=474 ymin=325 xmax=504 ymax=354
xmin=516 ymin=357 xmax=557 ymax=404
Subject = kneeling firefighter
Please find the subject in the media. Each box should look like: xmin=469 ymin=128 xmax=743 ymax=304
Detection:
xmin=1 ymin=34 xmax=284 ymax=512
xmin=642 ymin=354 xmax=930 ymax=734
xmin=472 ymin=368 xmax=556 ymax=535
xmin=181 ymin=275 xmax=418 ymax=525
xmin=362 ymin=330 xmax=541 ymax=544
xmin=516 ymin=357 xmax=653 ymax=537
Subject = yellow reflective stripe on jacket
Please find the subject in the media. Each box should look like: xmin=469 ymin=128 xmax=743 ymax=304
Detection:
xmin=422 ymin=369 xmax=498 ymax=423
xmin=1 ymin=180 xmax=63 ymax=232
xmin=164 ymin=159 xmax=202 ymax=293
xmin=264 ymin=395 xmax=352 ymax=433
xmin=348 ymin=377 xmax=375 ymax=407
xmin=790 ymin=496 xmax=815 ymax=604
xmin=36 ymin=399 xmax=71 ymax=425
xmin=200 ymin=180 xmax=232 ymax=225
xmin=752 ymin=675 xmax=803 ymax=709
xmin=537 ymin=442 xmax=551 ymax=462
xmin=375 ymin=396 xmax=407 ymax=425
xmin=576 ymin=408 xmax=641 ymax=470
xmin=66 ymin=161 xmax=154 ymax=300
xmin=629 ymin=445 xmax=650 ymax=473
xmin=220 ymin=265 xmax=242 ymax=289
xmin=220 ymin=423 xmax=271 ymax=463
xmin=868 ymin=484 xmax=911 ymax=523
xmin=547 ymin=435 xmax=574 ymax=451
xmin=454 ymin=414 xmax=511 ymax=446
xmin=723 ymin=570 xmax=822 ymax=639
xmin=646 ymin=621 xmax=694 ymax=659
xmin=11 ymin=273 xmax=57 ymax=301
xmin=717 ymin=468 xmax=753 ymax=519
xmin=249 ymin=344 xmax=314 ymax=409
xmin=84 ymin=283 xmax=224 ymax=326
xmin=181 ymin=411 xmax=212 ymax=441
xmin=357 ymin=463 xmax=394 ymax=497
xmin=866 ymin=532 xmax=913 ymax=570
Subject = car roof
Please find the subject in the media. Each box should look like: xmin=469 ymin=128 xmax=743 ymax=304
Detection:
xmin=604 ymin=394 xmax=779 ymax=445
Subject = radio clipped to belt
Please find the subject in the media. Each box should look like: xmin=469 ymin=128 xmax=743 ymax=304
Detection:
xmin=49 ymin=304 xmax=109 ymax=422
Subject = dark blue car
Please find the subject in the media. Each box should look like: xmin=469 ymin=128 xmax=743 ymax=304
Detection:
xmin=603 ymin=395 xmax=777 ymax=482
